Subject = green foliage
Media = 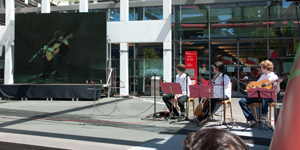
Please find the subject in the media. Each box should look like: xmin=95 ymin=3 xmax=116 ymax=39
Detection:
xmin=144 ymin=48 xmax=159 ymax=59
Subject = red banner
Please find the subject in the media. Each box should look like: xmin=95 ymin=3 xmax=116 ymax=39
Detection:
xmin=185 ymin=51 xmax=197 ymax=84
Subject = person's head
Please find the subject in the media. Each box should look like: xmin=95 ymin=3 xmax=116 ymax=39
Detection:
xmin=213 ymin=61 xmax=225 ymax=74
xmin=54 ymin=30 xmax=63 ymax=42
xmin=259 ymin=60 xmax=274 ymax=73
xmin=176 ymin=64 xmax=186 ymax=75
xmin=184 ymin=128 xmax=249 ymax=150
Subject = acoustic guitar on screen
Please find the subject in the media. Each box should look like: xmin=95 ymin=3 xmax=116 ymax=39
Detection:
xmin=245 ymin=75 xmax=289 ymax=91
xmin=45 ymin=33 xmax=73 ymax=61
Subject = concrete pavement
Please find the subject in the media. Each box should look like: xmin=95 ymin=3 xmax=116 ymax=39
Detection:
xmin=0 ymin=96 xmax=276 ymax=150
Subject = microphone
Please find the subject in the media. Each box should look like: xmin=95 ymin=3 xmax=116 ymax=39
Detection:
xmin=150 ymin=71 xmax=158 ymax=76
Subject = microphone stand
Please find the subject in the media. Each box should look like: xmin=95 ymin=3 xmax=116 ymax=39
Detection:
xmin=220 ymin=73 xmax=232 ymax=130
xmin=28 ymin=48 xmax=44 ymax=63
xmin=142 ymin=71 xmax=163 ymax=120
xmin=213 ymin=68 xmax=233 ymax=130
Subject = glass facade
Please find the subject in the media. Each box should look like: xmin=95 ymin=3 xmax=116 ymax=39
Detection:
xmin=108 ymin=1 xmax=297 ymax=96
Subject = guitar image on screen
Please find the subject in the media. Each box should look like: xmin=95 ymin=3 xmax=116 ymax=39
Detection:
xmin=45 ymin=33 xmax=73 ymax=61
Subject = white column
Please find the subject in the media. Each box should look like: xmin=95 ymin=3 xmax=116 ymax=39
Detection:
xmin=24 ymin=0 xmax=28 ymax=4
xmin=163 ymin=0 xmax=172 ymax=82
xmin=4 ymin=0 xmax=14 ymax=84
xmin=119 ymin=0 xmax=129 ymax=95
xmin=120 ymin=0 xmax=129 ymax=22
xmin=41 ymin=0 xmax=50 ymax=13
xmin=120 ymin=43 xmax=129 ymax=95
xmin=79 ymin=0 xmax=88 ymax=13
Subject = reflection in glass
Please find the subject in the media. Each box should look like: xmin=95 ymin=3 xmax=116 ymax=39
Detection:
xmin=269 ymin=1 xmax=300 ymax=19
xmin=210 ymin=2 xmax=267 ymax=21
xmin=210 ymin=21 xmax=267 ymax=39
xmin=181 ymin=5 xmax=208 ymax=22
xmin=269 ymin=20 xmax=299 ymax=38
xmin=145 ymin=7 xmax=163 ymax=20
xmin=270 ymin=39 xmax=300 ymax=57
xmin=109 ymin=8 xmax=120 ymax=22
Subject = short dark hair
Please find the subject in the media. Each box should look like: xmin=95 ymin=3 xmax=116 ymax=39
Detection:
xmin=176 ymin=64 xmax=186 ymax=72
xmin=184 ymin=128 xmax=249 ymax=150
xmin=214 ymin=61 xmax=225 ymax=72
xmin=54 ymin=30 xmax=61 ymax=39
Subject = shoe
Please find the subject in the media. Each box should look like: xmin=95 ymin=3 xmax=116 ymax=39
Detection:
xmin=181 ymin=112 xmax=186 ymax=117
xmin=261 ymin=114 xmax=268 ymax=120
xmin=249 ymin=120 xmax=258 ymax=127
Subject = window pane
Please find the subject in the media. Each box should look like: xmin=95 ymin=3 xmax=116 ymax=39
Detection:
xmin=269 ymin=39 xmax=299 ymax=58
xmin=173 ymin=23 xmax=208 ymax=40
xmin=145 ymin=7 xmax=163 ymax=20
xmin=135 ymin=43 xmax=163 ymax=59
xmin=269 ymin=20 xmax=299 ymax=38
xmin=174 ymin=41 xmax=209 ymax=59
xmin=269 ymin=1 xmax=300 ymax=19
xmin=210 ymin=21 xmax=267 ymax=39
xmin=211 ymin=2 xmax=267 ymax=21
xmin=109 ymin=8 xmax=120 ymax=22
xmin=181 ymin=5 xmax=208 ymax=22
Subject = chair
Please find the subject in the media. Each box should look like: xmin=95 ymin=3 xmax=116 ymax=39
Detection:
xmin=246 ymin=93 xmax=278 ymax=127
xmin=214 ymin=82 xmax=233 ymax=122
xmin=175 ymin=98 xmax=196 ymax=118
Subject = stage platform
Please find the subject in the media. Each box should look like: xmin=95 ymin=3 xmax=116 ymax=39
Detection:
xmin=0 ymin=84 xmax=102 ymax=100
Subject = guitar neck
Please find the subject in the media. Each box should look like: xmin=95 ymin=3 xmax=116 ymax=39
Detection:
xmin=262 ymin=75 xmax=289 ymax=87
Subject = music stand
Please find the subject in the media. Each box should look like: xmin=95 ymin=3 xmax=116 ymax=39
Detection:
xmin=160 ymin=83 xmax=183 ymax=123
xmin=243 ymin=88 xmax=275 ymax=131
xmin=189 ymin=85 xmax=214 ymax=124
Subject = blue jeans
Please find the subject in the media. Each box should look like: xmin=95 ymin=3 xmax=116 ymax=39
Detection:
xmin=239 ymin=97 xmax=274 ymax=121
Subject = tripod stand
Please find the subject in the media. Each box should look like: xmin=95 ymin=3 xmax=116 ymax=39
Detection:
xmin=160 ymin=82 xmax=184 ymax=123
xmin=242 ymin=88 xmax=275 ymax=131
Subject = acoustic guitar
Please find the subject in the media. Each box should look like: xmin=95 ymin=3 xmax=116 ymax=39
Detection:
xmin=46 ymin=34 xmax=73 ymax=61
xmin=246 ymin=75 xmax=289 ymax=91
xmin=194 ymin=98 xmax=209 ymax=121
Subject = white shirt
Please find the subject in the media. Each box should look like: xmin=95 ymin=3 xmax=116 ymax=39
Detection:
xmin=213 ymin=73 xmax=231 ymax=98
xmin=258 ymin=72 xmax=279 ymax=87
xmin=176 ymin=73 xmax=192 ymax=97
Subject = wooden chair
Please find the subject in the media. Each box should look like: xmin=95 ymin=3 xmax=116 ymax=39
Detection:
xmin=214 ymin=82 xmax=233 ymax=122
xmin=175 ymin=98 xmax=196 ymax=118
xmin=246 ymin=94 xmax=278 ymax=127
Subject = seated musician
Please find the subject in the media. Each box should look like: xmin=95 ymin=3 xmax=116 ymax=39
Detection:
xmin=162 ymin=64 xmax=191 ymax=117
xmin=198 ymin=61 xmax=231 ymax=121
xmin=239 ymin=60 xmax=283 ymax=127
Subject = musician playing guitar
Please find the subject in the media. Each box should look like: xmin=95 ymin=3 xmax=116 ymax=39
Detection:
xmin=239 ymin=60 xmax=283 ymax=127
xmin=196 ymin=61 xmax=232 ymax=121
xmin=39 ymin=30 xmax=73 ymax=77
xmin=162 ymin=64 xmax=192 ymax=117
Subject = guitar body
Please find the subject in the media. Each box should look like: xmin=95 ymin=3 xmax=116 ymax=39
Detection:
xmin=246 ymin=79 xmax=272 ymax=90
xmin=46 ymin=45 xmax=60 ymax=61
xmin=194 ymin=98 xmax=209 ymax=121
xmin=45 ymin=33 xmax=73 ymax=61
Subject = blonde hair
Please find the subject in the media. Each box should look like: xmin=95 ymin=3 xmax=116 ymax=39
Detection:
xmin=260 ymin=60 xmax=274 ymax=71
